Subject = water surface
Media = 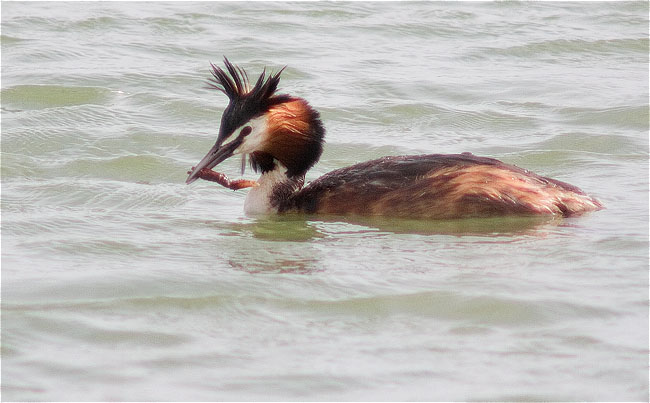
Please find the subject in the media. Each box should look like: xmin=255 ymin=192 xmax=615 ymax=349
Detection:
xmin=2 ymin=2 xmax=648 ymax=401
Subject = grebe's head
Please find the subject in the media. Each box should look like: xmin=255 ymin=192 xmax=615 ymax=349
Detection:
xmin=186 ymin=57 xmax=325 ymax=184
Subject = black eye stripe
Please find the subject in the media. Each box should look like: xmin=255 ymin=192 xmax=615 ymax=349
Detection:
xmin=241 ymin=126 xmax=252 ymax=136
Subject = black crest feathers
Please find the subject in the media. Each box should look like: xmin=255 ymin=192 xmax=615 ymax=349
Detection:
xmin=207 ymin=57 xmax=285 ymax=105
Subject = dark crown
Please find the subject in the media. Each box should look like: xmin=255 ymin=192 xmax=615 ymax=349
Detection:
xmin=207 ymin=57 xmax=289 ymax=145
xmin=207 ymin=57 xmax=285 ymax=105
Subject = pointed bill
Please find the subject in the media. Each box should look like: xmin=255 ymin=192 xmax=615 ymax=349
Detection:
xmin=186 ymin=138 xmax=242 ymax=184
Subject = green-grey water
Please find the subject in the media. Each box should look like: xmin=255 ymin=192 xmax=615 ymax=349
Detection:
xmin=1 ymin=2 xmax=648 ymax=401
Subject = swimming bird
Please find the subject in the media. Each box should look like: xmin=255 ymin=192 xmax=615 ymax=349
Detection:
xmin=186 ymin=58 xmax=602 ymax=219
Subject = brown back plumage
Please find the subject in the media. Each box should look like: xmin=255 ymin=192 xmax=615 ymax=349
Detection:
xmin=283 ymin=154 xmax=602 ymax=219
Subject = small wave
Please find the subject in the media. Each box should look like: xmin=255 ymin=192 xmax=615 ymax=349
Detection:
xmin=0 ymin=34 xmax=26 ymax=44
xmin=556 ymin=105 xmax=649 ymax=131
xmin=531 ymin=131 xmax=647 ymax=156
xmin=1 ymin=85 xmax=111 ymax=110
xmin=475 ymin=37 xmax=649 ymax=60
xmin=284 ymin=291 xmax=616 ymax=326
xmin=64 ymin=154 xmax=179 ymax=183
xmin=4 ymin=286 xmax=617 ymax=328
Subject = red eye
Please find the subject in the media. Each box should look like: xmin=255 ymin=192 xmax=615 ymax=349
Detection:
xmin=241 ymin=126 xmax=252 ymax=136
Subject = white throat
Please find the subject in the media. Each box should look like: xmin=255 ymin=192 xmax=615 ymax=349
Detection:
xmin=244 ymin=162 xmax=301 ymax=215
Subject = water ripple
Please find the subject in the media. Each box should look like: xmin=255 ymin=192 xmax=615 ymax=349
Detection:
xmin=1 ymin=85 xmax=111 ymax=110
xmin=476 ymin=37 xmax=649 ymax=60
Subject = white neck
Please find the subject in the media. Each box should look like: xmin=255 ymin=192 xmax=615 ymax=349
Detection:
xmin=243 ymin=162 xmax=303 ymax=215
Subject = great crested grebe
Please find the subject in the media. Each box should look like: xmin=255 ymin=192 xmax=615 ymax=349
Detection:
xmin=186 ymin=58 xmax=602 ymax=219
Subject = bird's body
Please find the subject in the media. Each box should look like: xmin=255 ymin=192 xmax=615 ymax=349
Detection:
xmin=279 ymin=153 xmax=601 ymax=219
xmin=186 ymin=59 xmax=602 ymax=219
